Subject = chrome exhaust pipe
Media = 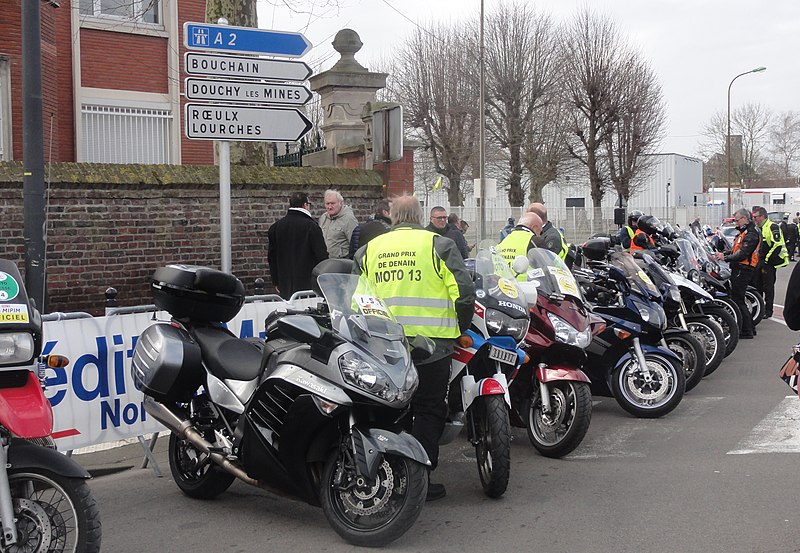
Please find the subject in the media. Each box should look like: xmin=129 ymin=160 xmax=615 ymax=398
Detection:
xmin=143 ymin=397 xmax=259 ymax=487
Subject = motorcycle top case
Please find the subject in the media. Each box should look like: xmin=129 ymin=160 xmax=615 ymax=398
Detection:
xmin=0 ymin=258 xmax=42 ymax=362
xmin=131 ymin=323 xmax=204 ymax=402
xmin=152 ymin=264 xmax=245 ymax=322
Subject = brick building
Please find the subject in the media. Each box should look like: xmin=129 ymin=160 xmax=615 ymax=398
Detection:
xmin=0 ymin=0 xmax=213 ymax=165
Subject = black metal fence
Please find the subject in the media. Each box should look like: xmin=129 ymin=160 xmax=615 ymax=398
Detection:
xmin=273 ymin=134 xmax=325 ymax=167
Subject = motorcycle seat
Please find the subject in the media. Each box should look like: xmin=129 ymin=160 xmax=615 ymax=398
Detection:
xmin=192 ymin=326 xmax=263 ymax=382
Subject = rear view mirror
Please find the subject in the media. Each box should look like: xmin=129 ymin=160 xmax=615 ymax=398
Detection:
xmin=517 ymin=282 xmax=538 ymax=307
xmin=511 ymin=255 xmax=529 ymax=276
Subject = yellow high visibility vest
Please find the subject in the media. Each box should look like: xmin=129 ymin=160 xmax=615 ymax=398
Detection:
xmin=498 ymin=229 xmax=534 ymax=281
xmin=363 ymin=227 xmax=460 ymax=338
xmin=762 ymin=219 xmax=789 ymax=268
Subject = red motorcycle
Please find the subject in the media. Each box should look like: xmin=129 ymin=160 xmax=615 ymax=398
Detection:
xmin=510 ymin=249 xmax=605 ymax=458
xmin=0 ymin=259 xmax=101 ymax=552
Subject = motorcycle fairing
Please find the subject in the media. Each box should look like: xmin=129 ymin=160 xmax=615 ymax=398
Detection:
xmin=451 ymin=330 xmax=525 ymax=378
xmin=0 ymin=372 xmax=52 ymax=439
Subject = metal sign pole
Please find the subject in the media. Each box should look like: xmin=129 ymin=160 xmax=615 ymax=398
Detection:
xmin=219 ymin=140 xmax=232 ymax=273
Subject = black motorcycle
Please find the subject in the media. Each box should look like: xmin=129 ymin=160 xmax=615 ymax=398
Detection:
xmin=132 ymin=263 xmax=430 ymax=547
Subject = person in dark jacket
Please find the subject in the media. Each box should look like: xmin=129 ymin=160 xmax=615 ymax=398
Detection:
xmin=446 ymin=213 xmax=470 ymax=259
xmin=425 ymin=207 xmax=469 ymax=259
xmin=785 ymin=216 xmax=798 ymax=262
xmin=784 ymin=260 xmax=800 ymax=330
xmin=267 ymin=192 xmax=328 ymax=299
xmin=348 ymin=199 xmax=392 ymax=259
xmin=527 ymin=202 xmax=568 ymax=260
xmin=714 ymin=208 xmax=761 ymax=338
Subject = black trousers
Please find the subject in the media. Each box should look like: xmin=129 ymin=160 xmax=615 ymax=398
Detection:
xmin=789 ymin=240 xmax=798 ymax=260
xmin=760 ymin=265 xmax=777 ymax=317
xmin=730 ymin=266 xmax=755 ymax=335
xmin=411 ymin=355 xmax=451 ymax=471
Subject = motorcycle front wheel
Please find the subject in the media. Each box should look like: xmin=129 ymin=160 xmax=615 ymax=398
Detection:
xmin=7 ymin=469 xmax=101 ymax=553
xmin=745 ymin=287 xmax=765 ymax=326
xmin=611 ymin=353 xmax=685 ymax=418
xmin=526 ymin=380 xmax=592 ymax=458
xmin=665 ymin=331 xmax=706 ymax=393
xmin=321 ymin=449 xmax=427 ymax=547
xmin=698 ymin=307 xmax=736 ymax=362
xmin=168 ymin=432 xmax=235 ymax=500
xmin=471 ymin=395 xmax=510 ymax=498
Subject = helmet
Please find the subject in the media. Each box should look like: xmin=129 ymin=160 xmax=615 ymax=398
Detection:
xmin=704 ymin=227 xmax=714 ymax=237
xmin=636 ymin=215 xmax=662 ymax=236
xmin=627 ymin=210 xmax=643 ymax=226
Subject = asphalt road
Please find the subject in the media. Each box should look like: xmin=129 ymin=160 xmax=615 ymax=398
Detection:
xmin=79 ymin=263 xmax=800 ymax=553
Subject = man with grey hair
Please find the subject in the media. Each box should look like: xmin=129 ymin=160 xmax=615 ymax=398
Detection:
xmin=353 ymin=194 xmax=475 ymax=501
xmin=319 ymin=189 xmax=358 ymax=258
xmin=714 ymin=208 xmax=761 ymax=338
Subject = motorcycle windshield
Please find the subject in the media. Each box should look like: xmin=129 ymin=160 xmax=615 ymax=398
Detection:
xmin=472 ymin=248 xmax=528 ymax=311
xmin=638 ymin=252 xmax=675 ymax=289
xmin=674 ymin=238 xmax=702 ymax=273
xmin=316 ymin=273 xmax=408 ymax=365
xmin=525 ymin=248 xmax=584 ymax=302
xmin=610 ymin=251 xmax=660 ymax=298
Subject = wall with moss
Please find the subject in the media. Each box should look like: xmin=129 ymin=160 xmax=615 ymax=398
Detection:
xmin=0 ymin=162 xmax=384 ymax=315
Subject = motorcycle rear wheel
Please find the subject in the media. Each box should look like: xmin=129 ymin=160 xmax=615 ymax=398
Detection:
xmin=471 ymin=395 xmax=510 ymax=498
xmin=321 ymin=449 xmax=427 ymax=547
xmin=611 ymin=353 xmax=685 ymax=418
xmin=665 ymin=331 xmax=707 ymax=392
xmin=168 ymin=432 xmax=235 ymax=500
xmin=526 ymin=380 xmax=592 ymax=458
xmin=6 ymin=469 xmax=101 ymax=553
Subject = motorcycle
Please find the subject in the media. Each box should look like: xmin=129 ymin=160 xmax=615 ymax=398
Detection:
xmin=576 ymin=248 xmax=685 ymax=418
xmin=511 ymin=248 xmax=602 ymax=458
xmin=637 ymin=249 xmax=724 ymax=386
xmin=446 ymin=249 xmax=530 ymax=498
xmin=0 ymin=259 xmax=101 ymax=553
xmin=132 ymin=263 xmax=430 ymax=547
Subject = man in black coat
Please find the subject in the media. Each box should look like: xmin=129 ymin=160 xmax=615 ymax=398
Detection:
xmin=268 ymin=192 xmax=328 ymax=299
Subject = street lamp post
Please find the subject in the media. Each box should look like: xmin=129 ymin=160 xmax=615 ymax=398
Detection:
xmin=726 ymin=66 xmax=766 ymax=218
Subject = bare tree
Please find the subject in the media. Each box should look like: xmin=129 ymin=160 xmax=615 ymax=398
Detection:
xmin=560 ymin=9 xmax=628 ymax=213
xmin=523 ymin=96 xmax=571 ymax=202
xmin=389 ymin=24 xmax=480 ymax=206
xmin=604 ymin=53 xmax=666 ymax=202
xmin=699 ymin=102 xmax=773 ymax=181
xmin=768 ymin=110 xmax=800 ymax=178
xmin=482 ymin=3 xmax=560 ymax=206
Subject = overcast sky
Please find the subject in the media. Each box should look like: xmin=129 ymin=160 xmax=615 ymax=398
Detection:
xmin=257 ymin=0 xmax=800 ymax=158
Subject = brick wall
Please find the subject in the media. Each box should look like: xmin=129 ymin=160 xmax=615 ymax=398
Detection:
xmin=0 ymin=162 xmax=383 ymax=315
xmin=80 ymin=30 xmax=168 ymax=94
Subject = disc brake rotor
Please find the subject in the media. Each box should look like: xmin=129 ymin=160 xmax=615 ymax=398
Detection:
xmin=6 ymin=498 xmax=53 ymax=553
xmin=539 ymin=388 xmax=568 ymax=427
xmin=340 ymin=459 xmax=395 ymax=516
xmin=626 ymin=360 xmax=671 ymax=401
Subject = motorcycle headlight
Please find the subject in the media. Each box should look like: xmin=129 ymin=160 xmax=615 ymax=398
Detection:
xmin=689 ymin=270 xmax=702 ymax=285
xmin=546 ymin=313 xmax=591 ymax=348
xmin=339 ymin=351 xmax=415 ymax=403
xmin=485 ymin=309 xmax=529 ymax=342
xmin=669 ymin=287 xmax=682 ymax=304
xmin=0 ymin=332 xmax=35 ymax=365
xmin=635 ymin=302 xmax=651 ymax=322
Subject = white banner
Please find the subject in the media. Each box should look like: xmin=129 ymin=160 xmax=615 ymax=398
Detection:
xmin=43 ymin=297 xmax=319 ymax=451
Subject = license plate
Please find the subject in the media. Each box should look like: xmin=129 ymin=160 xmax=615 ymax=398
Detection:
xmin=488 ymin=345 xmax=517 ymax=365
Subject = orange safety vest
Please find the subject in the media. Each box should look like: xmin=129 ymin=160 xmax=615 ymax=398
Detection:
xmin=732 ymin=227 xmax=759 ymax=268
xmin=629 ymin=229 xmax=654 ymax=251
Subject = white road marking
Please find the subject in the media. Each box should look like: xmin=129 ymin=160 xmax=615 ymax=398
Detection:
xmin=768 ymin=317 xmax=788 ymax=327
xmin=728 ymin=396 xmax=800 ymax=454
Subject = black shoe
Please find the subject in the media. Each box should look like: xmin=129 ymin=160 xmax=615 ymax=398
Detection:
xmin=426 ymin=482 xmax=446 ymax=502
xmin=752 ymin=328 xmax=758 ymax=336
xmin=740 ymin=334 xmax=754 ymax=339
xmin=764 ymin=313 xmax=773 ymax=319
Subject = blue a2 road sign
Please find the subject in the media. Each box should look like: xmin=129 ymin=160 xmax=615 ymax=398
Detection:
xmin=183 ymin=22 xmax=311 ymax=58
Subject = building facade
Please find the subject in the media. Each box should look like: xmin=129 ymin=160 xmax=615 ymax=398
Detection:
xmin=0 ymin=0 xmax=214 ymax=165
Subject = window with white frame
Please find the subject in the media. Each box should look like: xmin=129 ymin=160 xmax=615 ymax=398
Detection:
xmin=0 ymin=58 xmax=11 ymax=161
xmin=79 ymin=0 xmax=160 ymax=24
xmin=81 ymin=104 xmax=172 ymax=164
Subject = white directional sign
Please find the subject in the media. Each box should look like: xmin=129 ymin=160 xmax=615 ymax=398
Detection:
xmin=184 ymin=103 xmax=313 ymax=142
xmin=184 ymin=52 xmax=312 ymax=82
xmin=184 ymin=78 xmax=312 ymax=106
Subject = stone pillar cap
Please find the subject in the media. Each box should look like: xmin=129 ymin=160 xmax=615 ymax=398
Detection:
xmin=329 ymin=29 xmax=367 ymax=73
